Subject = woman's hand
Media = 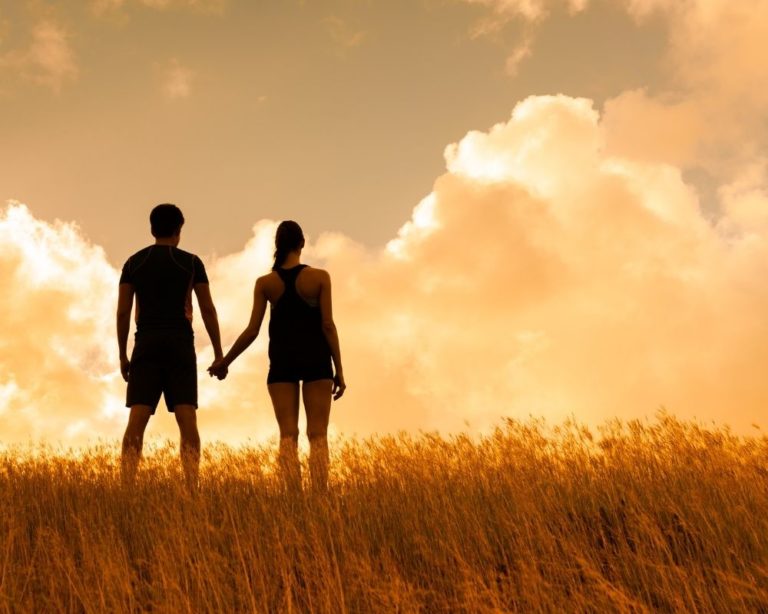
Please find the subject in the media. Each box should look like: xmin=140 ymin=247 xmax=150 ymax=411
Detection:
xmin=332 ymin=372 xmax=346 ymax=400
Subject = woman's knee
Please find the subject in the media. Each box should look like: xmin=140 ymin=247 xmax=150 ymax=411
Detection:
xmin=307 ymin=429 xmax=328 ymax=443
xmin=279 ymin=430 xmax=300 ymax=442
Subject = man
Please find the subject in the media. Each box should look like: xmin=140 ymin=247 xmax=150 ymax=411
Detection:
xmin=117 ymin=203 xmax=223 ymax=490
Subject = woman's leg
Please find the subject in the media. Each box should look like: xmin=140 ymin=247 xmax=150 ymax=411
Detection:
xmin=302 ymin=379 xmax=332 ymax=492
xmin=268 ymin=382 xmax=301 ymax=491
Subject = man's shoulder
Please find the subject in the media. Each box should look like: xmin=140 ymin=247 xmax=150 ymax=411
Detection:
xmin=122 ymin=246 xmax=152 ymax=269
xmin=170 ymin=246 xmax=200 ymax=260
xmin=127 ymin=245 xmax=153 ymax=260
xmin=170 ymin=246 xmax=205 ymax=270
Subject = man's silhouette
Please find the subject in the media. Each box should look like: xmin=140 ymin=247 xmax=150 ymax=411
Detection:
xmin=117 ymin=204 xmax=223 ymax=490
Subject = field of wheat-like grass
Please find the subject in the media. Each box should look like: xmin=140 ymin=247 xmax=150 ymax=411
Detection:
xmin=1 ymin=414 xmax=767 ymax=613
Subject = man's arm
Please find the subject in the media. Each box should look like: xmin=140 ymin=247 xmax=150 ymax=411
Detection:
xmin=117 ymin=283 xmax=135 ymax=382
xmin=194 ymin=283 xmax=224 ymax=360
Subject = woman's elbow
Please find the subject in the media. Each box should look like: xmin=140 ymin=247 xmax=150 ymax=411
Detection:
xmin=322 ymin=320 xmax=336 ymax=334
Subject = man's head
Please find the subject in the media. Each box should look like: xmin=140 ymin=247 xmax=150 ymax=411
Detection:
xmin=150 ymin=204 xmax=184 ymax=242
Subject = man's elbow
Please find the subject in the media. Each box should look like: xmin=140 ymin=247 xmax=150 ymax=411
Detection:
xmin=200 ymin=305 xmax=218 ymax=321
xmin=322 ymin=320 xmax=336 ymax=334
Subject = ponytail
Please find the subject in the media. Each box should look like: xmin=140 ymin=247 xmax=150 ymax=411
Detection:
xmin=272 ymin=220 xmax=305 ymax=270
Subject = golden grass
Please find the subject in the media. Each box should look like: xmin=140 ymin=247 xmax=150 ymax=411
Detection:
xmin=1 ymin=414 xmax=767 ymax=613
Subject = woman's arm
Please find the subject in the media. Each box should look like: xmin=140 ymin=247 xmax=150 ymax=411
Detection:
xmin=211 ymin=278 xmax=268 ymax=377
xmin=318 ymin=270 xmax=346 ymax=399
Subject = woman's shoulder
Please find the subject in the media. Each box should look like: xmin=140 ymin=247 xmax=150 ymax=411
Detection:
xmin=302 ymin=265 xmax=330 ymax=281
xmin=255 ymin=270 xmax=280 ymax=289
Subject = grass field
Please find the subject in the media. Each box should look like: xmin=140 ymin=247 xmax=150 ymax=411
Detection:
xmin=1 ymin=414 xmax=767 ymax=613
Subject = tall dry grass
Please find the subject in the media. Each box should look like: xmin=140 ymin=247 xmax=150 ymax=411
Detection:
xmin=1 ymin=414 xmax=767 ymax=613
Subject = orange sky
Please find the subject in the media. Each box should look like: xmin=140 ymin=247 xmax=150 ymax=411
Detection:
xmin=2 ymin=0 xmax=768 ymax=445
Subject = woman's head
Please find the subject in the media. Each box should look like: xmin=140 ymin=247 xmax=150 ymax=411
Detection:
xmin=273 ymin=220 xmax=305 ymax=269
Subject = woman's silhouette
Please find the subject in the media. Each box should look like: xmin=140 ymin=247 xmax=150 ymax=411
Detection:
xmin=209 ymin=221 xmax=345 ymax=491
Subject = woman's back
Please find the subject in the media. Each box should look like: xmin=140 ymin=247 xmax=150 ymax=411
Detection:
xmin=265 ymin=265 xmax=330 ymax=367
xmin=261 ymin=265 xmax=325 ymax=307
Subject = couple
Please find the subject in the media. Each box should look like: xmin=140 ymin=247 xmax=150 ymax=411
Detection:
xmin=117 ymin=204 xmax=345 ymax=492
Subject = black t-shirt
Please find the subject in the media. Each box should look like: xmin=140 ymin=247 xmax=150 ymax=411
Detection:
xmin=119 ymin=245 xmax=208 ymax=333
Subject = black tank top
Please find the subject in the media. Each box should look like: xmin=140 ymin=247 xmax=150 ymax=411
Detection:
xmin=268 ymin=265 xmax=330 ymax=365
xmin=119 ymin=245 xmax=208 ymax=334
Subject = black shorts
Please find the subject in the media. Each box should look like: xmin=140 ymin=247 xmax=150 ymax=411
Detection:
xmin=126 ymin=330 xmax=197 ymax=413
xmin=267 ymin=357 xmax=333 ymax=385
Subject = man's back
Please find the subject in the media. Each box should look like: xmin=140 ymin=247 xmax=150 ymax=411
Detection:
xmin=120 ymin=245 xmax=208 ymax=333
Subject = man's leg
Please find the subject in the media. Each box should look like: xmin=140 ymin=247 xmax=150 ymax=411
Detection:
xmin=174 ymin=405 xmax=200 ymax=493
xmin=268 ymin=383 xmax=301 ymax=492
xmin=122 ymin=405 xmax=153 ymax=486
xmin=302 ymin=379 xmax=332 ymax=493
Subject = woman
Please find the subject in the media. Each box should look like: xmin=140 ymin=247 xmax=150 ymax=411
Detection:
xmin=209 ymin=221 xmax=346 ymax=491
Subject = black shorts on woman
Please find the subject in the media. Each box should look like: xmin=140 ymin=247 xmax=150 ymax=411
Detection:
xmin=267 ymin=265 xmax=333 ymax=384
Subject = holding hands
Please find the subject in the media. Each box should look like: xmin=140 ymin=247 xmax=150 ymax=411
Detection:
xmin=208 ymin=357 xmax=228 ymax=380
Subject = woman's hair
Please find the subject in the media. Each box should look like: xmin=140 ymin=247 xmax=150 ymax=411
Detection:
xmin=273 ymin=220 xmax=305 ymax=269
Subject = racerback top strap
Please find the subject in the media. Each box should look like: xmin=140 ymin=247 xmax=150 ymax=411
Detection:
xmin=274 ymin=264 xmax=308 ymax=300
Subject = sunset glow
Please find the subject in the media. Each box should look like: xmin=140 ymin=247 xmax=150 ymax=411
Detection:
xmin=2 ymin=0 xmax=768 ymax=444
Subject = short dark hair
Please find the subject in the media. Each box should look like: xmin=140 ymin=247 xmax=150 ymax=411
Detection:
xmin=150 ymin=203 xmax=184 ymax=238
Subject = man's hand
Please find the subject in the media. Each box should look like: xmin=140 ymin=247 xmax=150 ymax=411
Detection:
xmin=332 ymin=373 xmax=346 ymax=400
xmin=120 ymin=356 xmax=131 ymax=382
xmin=208 ymin=358 xmax=228 ymax=381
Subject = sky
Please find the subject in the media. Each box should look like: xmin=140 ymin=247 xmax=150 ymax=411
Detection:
xmin=1 ymin=0 xmax=768 ymax=445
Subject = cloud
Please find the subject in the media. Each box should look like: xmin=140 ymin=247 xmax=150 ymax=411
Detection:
xmin=462 ymin=0 xmax=552 ymax=23
xmin=464 ymin=0 xmax=589 ymax=35
xmin=91 ymin=0 xmax=228 ymax=15
xmin=3 ymin=88 xmax=768 ymax=443
xmin=162 ymin=58 xmax=194 ymax=99
xmin=322 ymin=16 xmax=366 ymax=52
xmin=462 ymin=0 xmax=589 ymax=82
xmin=601 ymin=0 xmax=768 ymax=176
xmin=503 ymin=35 xmax=533 ymax=76
xmin=0 ymin=203 xmax=121 ymax=445
xmin=460 ymin=0 xmax=768 ymax=179
xmin=0 ymin=20 xmax=78 ymax=92
xmin=320 ymin=95 xmax=766 ymax=435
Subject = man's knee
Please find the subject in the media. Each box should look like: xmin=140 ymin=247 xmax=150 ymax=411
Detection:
xmin=126 ymin=406 xmax=152 ymax=431
xmin=174 ymin=406 xmax=197 ymax=425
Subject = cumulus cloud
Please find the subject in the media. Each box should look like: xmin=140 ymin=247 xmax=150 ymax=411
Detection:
xmin=0 ymin=21 xmax=78 ymax=92
xmin=461 ymin=0 xmax=768 ymax=178
xmin=4 ymin=92 xmax=768 ymax=444
xmin=4 ymin=91 xmax=768 ymax=444
xmin=0 ymin=204 xmax=121 ymax=445
xmin=203 ymin=95 xmax=768 ymax=437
